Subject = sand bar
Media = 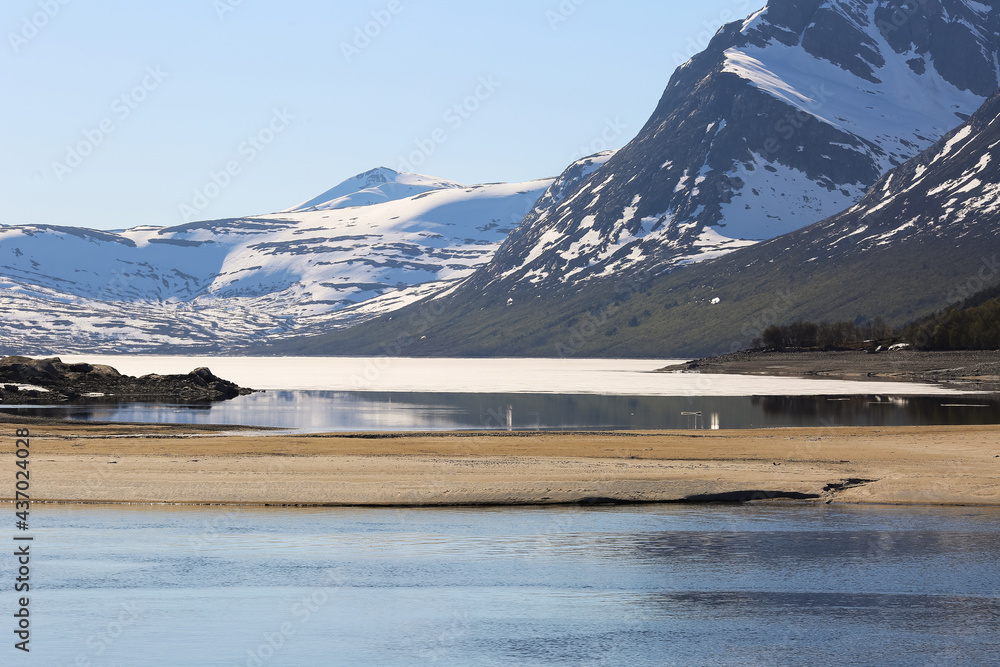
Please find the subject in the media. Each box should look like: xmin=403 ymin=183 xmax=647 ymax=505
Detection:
xmin=2 ymin=422 xmax=998 ymax=507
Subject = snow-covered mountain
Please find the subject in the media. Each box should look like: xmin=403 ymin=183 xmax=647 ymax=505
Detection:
xmin=466 ymin=0 xmax=1000 ymax=293
xmin=287 ymin=167 xmax=465 ymax=212
xmin=741 ymin=84 xmax=1000 ymax=279
xmin=0 ymin=170 xmax=552 ymax=353
xmin=9 ymin=0 xmax=1000 ymax=357
xmin=275 ymin=87 xmax=1000 ymax=358
xmin=632 ymin=82 xmax=1000 ymax=354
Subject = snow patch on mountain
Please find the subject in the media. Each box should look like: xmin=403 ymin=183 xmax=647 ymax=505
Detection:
xmin=721 ymin=154 xmax=867 ymax=239
xmin=724 ymin=4 xmax=984 ymax=175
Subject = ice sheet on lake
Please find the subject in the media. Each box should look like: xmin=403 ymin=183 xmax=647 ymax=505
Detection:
xmin=58 ymin=356 xmax=968 ymax=396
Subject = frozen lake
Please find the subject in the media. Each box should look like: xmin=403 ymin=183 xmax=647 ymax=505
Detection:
xmin=59 ymin=355 xmax=968 ymax=396
xmin=6 ymin=355 xmax=986 ymax=431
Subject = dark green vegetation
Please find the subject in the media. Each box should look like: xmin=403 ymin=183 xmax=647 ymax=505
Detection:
xmin=901 ymin=283 xmax=1000 ymax=350
xmin=758 ymin=318 xmax=893 ymax=350
xmin=751 ymin=283 xmax=1000 ymax=352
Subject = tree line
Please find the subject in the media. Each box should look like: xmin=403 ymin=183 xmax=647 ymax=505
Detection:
xmin=753 ymin=289 xmax=1000 ymax=351
xmin=899 ymin=292 xmax=1000 ymax=351
xmin=753 ymin=317 xmax=892 ymax=351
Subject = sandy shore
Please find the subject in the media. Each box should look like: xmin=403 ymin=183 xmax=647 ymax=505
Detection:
xmin=2 ymin=422 xmax=998 ymax=507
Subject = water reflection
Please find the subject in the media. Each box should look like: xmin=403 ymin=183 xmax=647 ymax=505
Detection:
xmin=2 ymin=391 xmax=998 ymax=431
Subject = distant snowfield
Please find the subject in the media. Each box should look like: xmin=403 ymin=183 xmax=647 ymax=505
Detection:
xmin=0 ymin=169 xmax=553 ymax=353
xmin=285 ymin=168 xmax=466 ymax=212
xmin=59 ymin=356 xmax=965 ymax=396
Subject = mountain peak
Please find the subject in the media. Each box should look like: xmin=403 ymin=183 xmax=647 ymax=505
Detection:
xmin=457 ymin=0 xmax=1000 ymax=294
xmin=286 ymin=86 xmax=1000 ymax=359
xmin=286 ymin=167 xmax=466 ymax=213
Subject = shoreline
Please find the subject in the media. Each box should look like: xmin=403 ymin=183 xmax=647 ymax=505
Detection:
xmin=659 ymin=349 xmax=1000 ymax=392
xmin=4 ymin=423 xmax=998 ymax=508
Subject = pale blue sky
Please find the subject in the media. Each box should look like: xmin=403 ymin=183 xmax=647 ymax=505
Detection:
xmin=2 ymin=0 xmax=756 ymax=230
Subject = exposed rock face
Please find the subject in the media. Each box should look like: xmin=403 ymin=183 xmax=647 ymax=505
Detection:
xmin=0 ymin=357 xmax=253 ymax=403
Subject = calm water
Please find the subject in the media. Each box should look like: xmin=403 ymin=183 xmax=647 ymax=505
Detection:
xmin=3 ymin=391 xmax=999 ymax=431
xmin=2 ymin=504 xmax=998 ymax=666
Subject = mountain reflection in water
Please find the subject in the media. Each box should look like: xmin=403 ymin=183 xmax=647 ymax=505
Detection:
xmin=2 ymin=391 xmax=998 ymax=431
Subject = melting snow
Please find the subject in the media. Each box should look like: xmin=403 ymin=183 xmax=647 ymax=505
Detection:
xmin=675 ymin=169 xmax=691 ymax=193
xmin=935 ymin=127 xmax=974 ymax=163
xmin=722 ymin=153 xmax=865 ymax=239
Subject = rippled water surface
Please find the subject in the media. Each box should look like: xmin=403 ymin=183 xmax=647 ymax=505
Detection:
xmin=4 ymin=504 xmax=999 ymax=665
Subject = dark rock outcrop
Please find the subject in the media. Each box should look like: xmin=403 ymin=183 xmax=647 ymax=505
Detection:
xmin=0 ymin=356 xmax=254 ymax=404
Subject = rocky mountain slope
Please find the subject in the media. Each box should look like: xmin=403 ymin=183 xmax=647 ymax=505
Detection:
xmin=0 ymin=170 xmax=552 ymax=353
xmin=464 ymin=0 xmax=1000 ymax=295
xmin=277 ymin=87 xmax=1000 ymax=358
